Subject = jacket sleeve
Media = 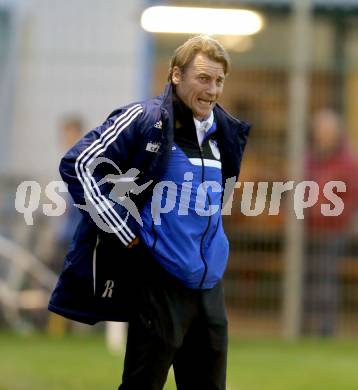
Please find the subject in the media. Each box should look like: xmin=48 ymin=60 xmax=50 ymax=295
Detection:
xmin=59 ymin=103 xmax=144 ymax=247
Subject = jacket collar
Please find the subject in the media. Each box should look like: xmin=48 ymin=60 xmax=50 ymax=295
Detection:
xmin=160 ymin=83 xmax=249 ymax=138
xmin=160 ymin=83 xmax=175 ymax=120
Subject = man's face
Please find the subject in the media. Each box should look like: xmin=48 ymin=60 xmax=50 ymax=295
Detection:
xmin=172 ymin=53 xmax=225 ymax=121
xmin=312 ymin=110 xmax=341 ymax=154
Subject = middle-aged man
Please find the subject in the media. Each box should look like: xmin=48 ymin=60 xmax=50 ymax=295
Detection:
xmin=49 ymin=35 xmax=251 ymax=389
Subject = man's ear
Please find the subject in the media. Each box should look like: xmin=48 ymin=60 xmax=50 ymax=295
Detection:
xmin=171 ymin=66 xmax=182 ymax=85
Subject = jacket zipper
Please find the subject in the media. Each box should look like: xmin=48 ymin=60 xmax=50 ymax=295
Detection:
xmin=151 ymin=219 xmax=158 ymax=251
xmin=198 ymin=145 xmax=211 ymax=289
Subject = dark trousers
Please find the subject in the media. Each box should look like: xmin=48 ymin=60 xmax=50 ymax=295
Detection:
xmin=118 ymin=254 xmax=228 ymax=390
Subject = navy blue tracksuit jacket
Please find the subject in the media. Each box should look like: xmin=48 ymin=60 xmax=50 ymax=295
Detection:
xmin=48 ymin=84 xmax=250 ymax=324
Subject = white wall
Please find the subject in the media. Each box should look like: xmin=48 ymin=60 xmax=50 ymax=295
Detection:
xmin=9 ymin=0 xmax=147 ymax=179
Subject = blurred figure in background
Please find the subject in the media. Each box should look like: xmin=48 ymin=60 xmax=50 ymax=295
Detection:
xmin=50 ymin=115 xmax=84 ymax=274
xmin=303 ymin=108 xmax=358 ymax=336
xmin=47 ymin=115 xmax=84 ymax=336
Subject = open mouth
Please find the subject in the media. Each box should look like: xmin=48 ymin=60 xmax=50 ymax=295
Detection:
xmin=198 ymin=98 xmax=213 ymax=107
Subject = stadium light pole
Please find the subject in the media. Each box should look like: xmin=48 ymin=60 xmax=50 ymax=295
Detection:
xmin=283 ymin=0 xmax=312 ymax=340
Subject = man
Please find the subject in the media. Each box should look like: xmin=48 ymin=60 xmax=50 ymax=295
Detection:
xmin=49 ymin=35 xmax=250 ymax=389
xmin=50 ymin=115 xmax=84 ymax=274
xmin=47 ymin=115 xmax=84 ymax=336
xmin=303 ymin=109 xmax=358 ymax=336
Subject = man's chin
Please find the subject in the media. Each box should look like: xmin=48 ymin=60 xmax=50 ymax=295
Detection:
xmin=194 ymin=109 xmax=213 ymax=121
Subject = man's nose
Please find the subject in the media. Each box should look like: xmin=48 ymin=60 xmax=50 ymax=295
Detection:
xmin=206 ymin=80 xmax=217 ymax=97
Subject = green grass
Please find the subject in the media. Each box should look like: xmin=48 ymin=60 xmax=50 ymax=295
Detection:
xmin=0 ymin=331 xmax=357 ymax=389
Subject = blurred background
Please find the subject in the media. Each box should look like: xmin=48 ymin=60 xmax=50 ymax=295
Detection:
xmin=1 ymin=0 xmax=358 ymax=388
